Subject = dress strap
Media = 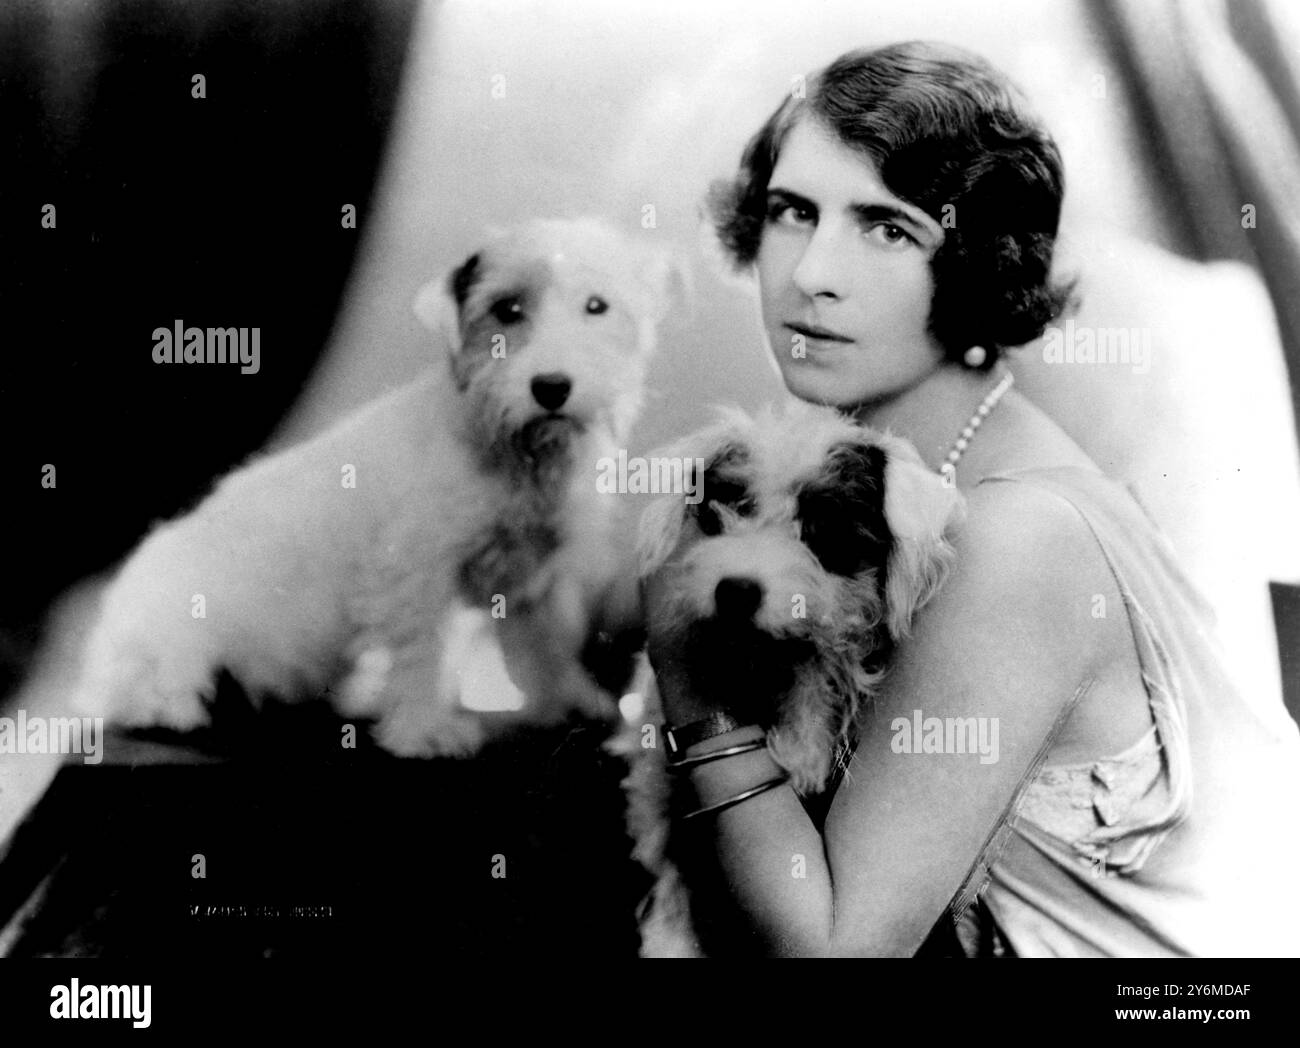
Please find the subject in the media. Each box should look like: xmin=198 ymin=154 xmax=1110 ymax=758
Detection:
xmin=915 ymin=676 xmax=1097 ymax=954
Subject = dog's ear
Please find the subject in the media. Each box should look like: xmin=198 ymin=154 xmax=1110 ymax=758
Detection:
xmin=413 ymin=251 xmax=480 ymax=354
xmin=881 ymin=442 xmax=966 ymax=640
xmin=636 ymin=490 xmax=690 ymax=578
xmin=639 ymin=246 xmax=693 ymax=327
xmin=637 ymin=417 xmax=748 ymax=575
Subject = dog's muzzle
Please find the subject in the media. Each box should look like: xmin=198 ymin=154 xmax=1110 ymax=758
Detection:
xmin=713 ymin=576 xmax=763 ymax=620
xmin=517 ymin=413 xmax=582 ymax=461
xmin=677 ymin=615 xmax=819 ymax=725
xmin=530 ymin=372 xmax=572 ymax=411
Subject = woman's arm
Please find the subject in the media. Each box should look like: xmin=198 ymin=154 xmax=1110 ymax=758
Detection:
xmin=653 ymin=481 xmax=1127 ymax=956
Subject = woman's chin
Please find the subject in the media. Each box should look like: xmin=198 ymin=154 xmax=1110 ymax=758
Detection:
xmin=779 ymin=364 xmax=866 ymax=410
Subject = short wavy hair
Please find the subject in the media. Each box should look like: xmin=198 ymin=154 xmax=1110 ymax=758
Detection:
xmin=708 ymin=41 xmax=1076 ymax=369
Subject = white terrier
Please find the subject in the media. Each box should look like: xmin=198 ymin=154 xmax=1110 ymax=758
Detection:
xmin=613 ymin=400 xmax=964 ymax=956
xmin=73 ymin=217 xmax=676 ymax=756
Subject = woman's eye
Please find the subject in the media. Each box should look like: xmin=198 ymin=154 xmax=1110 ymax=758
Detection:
xmin=490 ymin=297 xmax=524 ymax=324
xmin=869 ymin=222 xmax=913 ymax=247
xmin=585 ymin=295 xmax=608 ymax=315
xmin=767 ymin=201 xmax=814 ymax=226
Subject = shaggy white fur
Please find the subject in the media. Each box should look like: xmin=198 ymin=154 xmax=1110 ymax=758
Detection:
xmin=611 ymin=400 xmax=964 ymax=956
xmin=73 ymin=217 xmax=676 ymax=756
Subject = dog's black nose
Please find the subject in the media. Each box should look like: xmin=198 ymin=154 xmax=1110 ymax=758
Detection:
xmin=531 ymin=373 xmax=572 ymax=411
xmin=714 ymin=577 xmax=763 ymax=620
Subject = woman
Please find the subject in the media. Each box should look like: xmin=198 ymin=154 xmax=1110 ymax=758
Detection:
xmin=642 ymin=40 xmax=1300 ymax=957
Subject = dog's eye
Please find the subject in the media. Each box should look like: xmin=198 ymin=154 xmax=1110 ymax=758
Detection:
xmin=695 ymin=478 xmax=753 ymax=536
xmin=797 ymin=443 xmax=893 ymax=577
xmin=797 ymin=492 xmax=891 ymax=577
xmin=697 ymin=501 xmax=724 ymax=536
xmin=490 ymin=297 xmax=525 ymax=325
xmin=585 ymin=295 xmax=609 ymax=316
xmin=799 ymin=508 xmax=873 ymax=576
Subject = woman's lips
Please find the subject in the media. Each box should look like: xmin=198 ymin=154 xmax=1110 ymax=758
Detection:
xmin=785 ymin=321 xmax=853 ymax=344
xmin=780 ymin=322 xmax=852 ymax=351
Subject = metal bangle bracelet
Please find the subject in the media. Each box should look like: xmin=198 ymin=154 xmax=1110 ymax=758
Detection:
xmin=665 ymin=738 xmax=768 ymax=772
xmin=679 ymin=774 xmax=790 ymax=821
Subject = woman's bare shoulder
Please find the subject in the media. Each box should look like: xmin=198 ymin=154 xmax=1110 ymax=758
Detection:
xmin=948 ymin=476 xmax=1104 ymax=604
xmin=888 ymin=474 xmax=1119 ymax=715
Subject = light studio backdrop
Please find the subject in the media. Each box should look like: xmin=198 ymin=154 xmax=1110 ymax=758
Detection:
xmin=2 ymin=0 xmax=1298 ymax=959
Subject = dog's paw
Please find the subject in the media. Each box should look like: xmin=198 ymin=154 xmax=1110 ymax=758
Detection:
xmin=73 ymin=641 xmax=215 ymax=734
xmin=109 ymin=686 xmax=212 ymax=733
xmin=372 ymin=702 xmax=485 ymax=759
xmin=335 ymin=647 xmax=394 ymax=717
xmin=554 ymin=669 xmax=620 ymax=724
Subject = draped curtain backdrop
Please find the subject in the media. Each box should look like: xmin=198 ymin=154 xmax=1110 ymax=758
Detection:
xmin=1092 ymin=0 xmax=1300 ymax=437
xmin=1091 ymin=0 xmax=1300 ymax=717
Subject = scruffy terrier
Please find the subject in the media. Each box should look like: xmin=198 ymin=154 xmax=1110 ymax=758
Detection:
xmin=613 ymin=400 xmax=964 ymax=956
xmin=73 ymin=217 xmax=676 ymax=756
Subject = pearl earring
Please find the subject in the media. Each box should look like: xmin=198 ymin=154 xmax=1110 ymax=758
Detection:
xmin=963 ymin=345 xmax=988 ymax=368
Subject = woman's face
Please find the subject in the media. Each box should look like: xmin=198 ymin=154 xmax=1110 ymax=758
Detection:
xmin=756 ymin=117 xmax=947 ymax=409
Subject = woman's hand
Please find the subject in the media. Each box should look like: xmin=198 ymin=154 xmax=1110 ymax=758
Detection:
xmin=640 ymin=566 xmax=730 ymax=729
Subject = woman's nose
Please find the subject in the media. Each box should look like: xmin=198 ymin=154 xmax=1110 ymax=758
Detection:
xmin=791 ymin=223 xmax=850 ymax=299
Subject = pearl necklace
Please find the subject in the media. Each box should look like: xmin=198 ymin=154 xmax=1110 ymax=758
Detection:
xmin=938 ymin=370 xmax=1015 ymax=481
